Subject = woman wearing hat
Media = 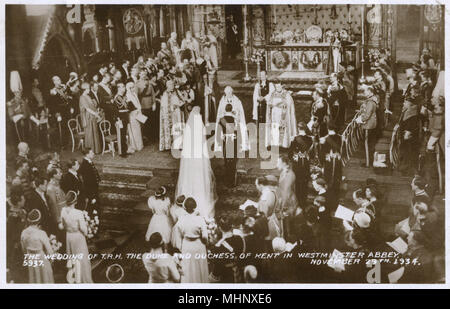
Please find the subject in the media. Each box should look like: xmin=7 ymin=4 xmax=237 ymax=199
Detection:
xmin=171 ymin=197 xmax=209 ymax=283
xmin=169 ymin=195 xmax=187 ymax=224
xmin=145 ymin=186 xmax=172 ymax=244
xmin=79 ymin=82 xmax=102 ymax=154
xmin=142 ymin=232 xmax=182 ymax=283
xmin=60 ymin=191 xmax=93 ymax=283
xmin=20 ymin=209 xmax=55 ymax=283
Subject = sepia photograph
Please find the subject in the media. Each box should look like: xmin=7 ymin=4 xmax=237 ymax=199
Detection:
xmin=1 ymin=0 xmax=447 ymax=287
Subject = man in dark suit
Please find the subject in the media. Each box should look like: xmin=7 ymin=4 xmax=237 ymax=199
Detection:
xmin=217 ymin=104 xmax=239 ymax=187
xmin=320 ymin=122 xmax=343 ymax=212
xmin=119 ymin=60 xmax=132 ymax=83
xmin=78 ymin=148 xmax=101 ymax=212
xmin=289 ymin=122 xmax=313 ymax=209
xmin=25 ymin=177 xmax=52 ymax=234
xmin=61 ymin=159 xmax=84 ymax=209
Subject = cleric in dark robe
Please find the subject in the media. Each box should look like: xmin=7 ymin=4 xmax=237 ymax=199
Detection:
xmin=252 ymin=70 xmax=274 ymax=124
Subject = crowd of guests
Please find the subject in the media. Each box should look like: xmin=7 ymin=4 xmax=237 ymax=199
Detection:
xmin=7 ymin=30 xmax=221 ymax=157
xmin=137 ymin=48 xmax=444 ymax=284
xmin=5 ymin=25 xmax=445 ymax=284
xmin=141 ymin=169 xmax=444 ymax=283
xmin=6 ymin=142 xmax=101 ymax=283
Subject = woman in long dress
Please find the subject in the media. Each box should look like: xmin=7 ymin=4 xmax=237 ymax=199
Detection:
xmin=79 ymin=82 xmax=102 ymax=154
xmin=274 ymin=154 xmax=299 ymax=241
xmin=175 ymin=106 xmax=217 ymax=218
xmin=171 ymin=198 xmax=209 ymax=283
xmin=142 ymin=232 xmax=182 ymax=283
xmin=20 ymin=209 xmax=54 ymax=283
xmin=126 ymin=82 xmax=144 ymax=153
xmin=170 ymin=195 xmax=188 ymax=224
xmin=60 ymin=191 xmax=93 ymax=283
xmin=145 ymin=186 xmax=173 ymax=244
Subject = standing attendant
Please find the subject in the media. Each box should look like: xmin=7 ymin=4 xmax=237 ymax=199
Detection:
xmin=46 ymin=168 xmax=66 ymax=235
xmin=79 ymin=82 xmax=102 ymax=154
xmin=20 ymin=209 xmax=55 ymax=284
xmin=126 ymin=82 xmax=144 ymax=153
xmin=98 ymin=74 xmax=116 ymax=124
xmin=137 ymin=70 xmax=156 ymax=145
xmin=275 ymin=154 xmax=300 ymax=241
xmin=145 ymin=186 xmax=173 ymax=245
xmin=60 ymin=191 xmax=93 ymax=283
xmin=321 ymin=122 xmax=343 ymax=212
xmin=25 ymin=177 xmax=51 ymax=234
xmin=171 ymin=198 xmax=209 ymax=283
xmin=357 ymin=85 xmax=378 ymax=168
xmin=217 ymin=104 xmax=239 ymax=187
xmin=215 ymin=86 xmax=249 ymax=153
xmin=252 ymin=70 xmax=274 ymax=126
xmin=289 ymin=122 xmax=313 ymax=209
xmin=60 ymin=159 xmax=84 ymax=208
xmin=142 ymin=232 xmax=182 ymax=283
xmin=265 ymin=83 xmax=297 ymax=149
xmin=114 ymin=83 xmax=131 ymax=157
xmin=79 ymin=148 xmax=101 ymax=212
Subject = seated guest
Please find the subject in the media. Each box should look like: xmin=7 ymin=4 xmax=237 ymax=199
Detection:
xmin=142 ymin=232 xmax=182 ymax=283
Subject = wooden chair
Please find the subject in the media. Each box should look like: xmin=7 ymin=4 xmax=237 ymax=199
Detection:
xmin=67 ymin=118 xmax=85 ymax=152
xmin=99 ymin=120 xmax=118 ymax=157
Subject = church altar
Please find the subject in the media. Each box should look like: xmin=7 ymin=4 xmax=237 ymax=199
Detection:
xmin=264 ymin=42 xmax=360 ymax=74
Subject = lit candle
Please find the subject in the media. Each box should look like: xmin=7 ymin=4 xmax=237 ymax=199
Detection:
xmin=348 ymin=6 xmax=351 ymax=23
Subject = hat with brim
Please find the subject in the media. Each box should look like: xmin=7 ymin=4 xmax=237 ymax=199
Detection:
xmin=27 ymin=208 xmax=41 ymax=224
xmin=155 ymin=186 xmax=167 ymax=198
xmin=176 ymin=195 xmax=186 ymax=206
xmin=66 ymin=190 xmax=78 ymax=206
xmin=354 ymin=212 xmax=371 ymax=228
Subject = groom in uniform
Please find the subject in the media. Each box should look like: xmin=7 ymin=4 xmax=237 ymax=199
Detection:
xmin=217 ymin=104 xmax=239 ymax=187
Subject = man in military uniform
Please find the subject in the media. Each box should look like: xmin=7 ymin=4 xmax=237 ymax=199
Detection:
xmin=49 ymin=75 xmax=73 ymax=147
xmin=114 ymin=83 xmax=130 ymax=157
xmin=357 ymin=85 xmax=378 ymax=167
xmin=8 ymin=71 xmax=31 ymax=142
xmin=288 ymin=122 xmax=313 ymax=209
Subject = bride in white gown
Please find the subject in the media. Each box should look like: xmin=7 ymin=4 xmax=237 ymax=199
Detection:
xmin=175 ymin=106 xmax=217 ymax=218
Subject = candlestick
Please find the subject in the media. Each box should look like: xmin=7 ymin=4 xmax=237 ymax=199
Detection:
xmin=361 ymin=5 xmax=365 ymax=80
